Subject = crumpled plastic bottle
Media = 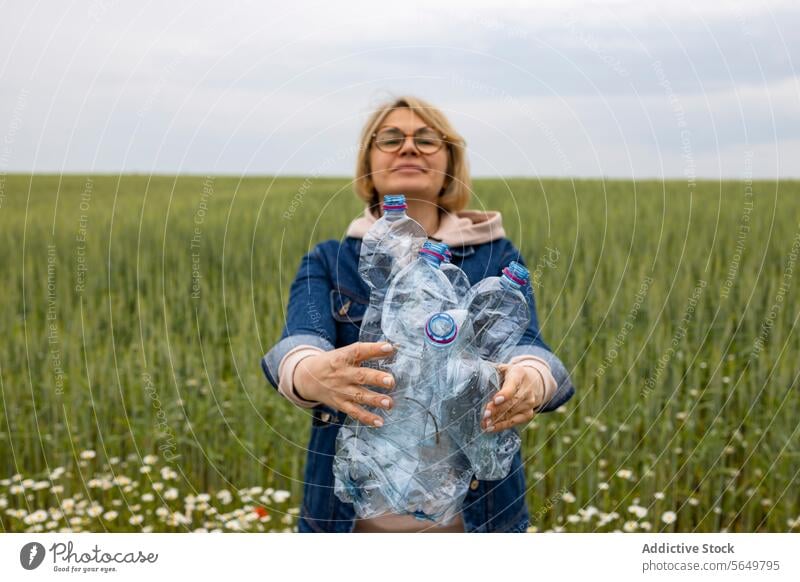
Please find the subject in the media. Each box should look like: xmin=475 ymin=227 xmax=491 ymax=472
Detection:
xmin=358 ymin=194 xmax=427 ymax=345
xmin=333 ymin=241 xmax=468 ymax=522
xmin=438 ymin=261 xmax=531 ymax=480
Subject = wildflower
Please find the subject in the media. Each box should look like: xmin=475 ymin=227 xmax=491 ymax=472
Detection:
xmin=561 ymin=491 xmax=576 ymax=503
xmin=661 ymin=511 xmax=677 ymax=524
xmin=80 ymin=450 xmax=96 ymax=460
xmin=164 ymin=488 xmax=179 ymax=500
xmin=597 ymin=482 xmax=609 ymax=491
xmin=623 ymin=521 xmax=638 ymax=532
xmin=254 ymin=506 xmax=269 ymax=519
xmin=141 ymin=493 xmax=154 ymax=502
xmin=103 ymin=511 xmax=118 ymax=521
xmin=28 ymin=510 xmax=48 ymax=524
xmin=654 ymin=491 xmax=665 ymax=500
xmin=160 ymin=467 xmax=177 ymax=480
xmin=272 ymin=490 xmax=291 ymax=503
xmin=129 ymin=515 xmax=144 ymax=525
xmin=10 ymin=485 xmax=24 ymax=495
xmin=143 ymin=454 xmax=159 ymax=465
xmin=627 ymin=505 xmax=648 ymax=519
xmin=616 ymin=469 xmax=633 ymax=480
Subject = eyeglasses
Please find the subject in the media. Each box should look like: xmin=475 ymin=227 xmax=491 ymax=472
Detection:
xmin=371 ymin=126 xmax=448 ymax=155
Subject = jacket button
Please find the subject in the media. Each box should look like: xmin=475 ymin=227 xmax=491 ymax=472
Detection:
xmin=470 ymin=479 xmax=479 ymax=491
xmin=320 ymin=412 xmax=331 ymax=423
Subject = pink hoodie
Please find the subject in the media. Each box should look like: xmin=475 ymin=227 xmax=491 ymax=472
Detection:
xmin=277 ymin=207 xmax=557 ymax=532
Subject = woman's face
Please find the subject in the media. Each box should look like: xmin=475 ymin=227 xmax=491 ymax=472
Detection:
xmin=369 ymin=108 xmax=449 ymax=207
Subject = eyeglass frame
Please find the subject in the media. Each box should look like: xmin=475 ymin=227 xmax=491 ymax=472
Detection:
xmin=370 ymin=126 xmax=450 ymax=155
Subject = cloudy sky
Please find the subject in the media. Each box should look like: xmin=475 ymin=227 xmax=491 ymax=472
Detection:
xmin=1 ymin=0 xmax=797 ymax=178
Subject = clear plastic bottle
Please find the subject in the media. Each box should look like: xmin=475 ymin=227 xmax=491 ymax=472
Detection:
xmin=334 ymin=309 xmax=472 ymax=523
xmin=437 ymin=261 xmax=531 ymax=480
xmin=381 ymin=241 xmax=458 ymax=360
xmin=461 ymin=261 xmax=531 ymax=362
xmin=358 ymin=194 xmax=427 ymax=344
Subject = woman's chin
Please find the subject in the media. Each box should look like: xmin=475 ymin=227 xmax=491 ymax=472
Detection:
xmin=381 ymin=178 xmax=439 ymax=199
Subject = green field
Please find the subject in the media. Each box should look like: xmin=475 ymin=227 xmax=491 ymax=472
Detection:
xmin=1 ymin=174 xmax=798 ymax=533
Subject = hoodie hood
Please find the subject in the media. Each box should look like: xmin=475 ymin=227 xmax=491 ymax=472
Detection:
xmin=345 ymin=206 xmax=506 ymax=247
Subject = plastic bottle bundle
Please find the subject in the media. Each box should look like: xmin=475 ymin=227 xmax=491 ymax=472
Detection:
xmin=333 ymin=214 xmax=532 ymax=522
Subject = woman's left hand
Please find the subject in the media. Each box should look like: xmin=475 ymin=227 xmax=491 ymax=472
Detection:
xmin=482 ymin=363 xmax=545 ymax=432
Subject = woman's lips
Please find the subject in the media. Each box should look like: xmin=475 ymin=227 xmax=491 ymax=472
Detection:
xmin=393 ymin=165 xmax=425 ymax=172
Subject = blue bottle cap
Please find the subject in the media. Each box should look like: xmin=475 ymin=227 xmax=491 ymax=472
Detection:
xmin=382 ymin=194 xmax=407 ymax=211
xmin=425 ymin=312 xmax=458 ymax=346
xmin=418 ymin=240 xmax=449 ymax=266
xmin=502 ymin=261 xmax=530 ymax=287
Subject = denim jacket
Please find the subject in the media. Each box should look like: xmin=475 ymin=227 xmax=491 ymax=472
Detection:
xmin=261 ymin=235 xmax=575 ymax=532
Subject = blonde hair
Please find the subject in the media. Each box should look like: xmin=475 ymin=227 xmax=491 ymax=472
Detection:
xmin=354 ymin=95 xmax=471 ymax=214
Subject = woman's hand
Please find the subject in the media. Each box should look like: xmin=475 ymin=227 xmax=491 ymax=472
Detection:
xmin=293 ymin=342 xmax=396 ymax=427
xmin=481 ymin=363 xmax=546 ymax=433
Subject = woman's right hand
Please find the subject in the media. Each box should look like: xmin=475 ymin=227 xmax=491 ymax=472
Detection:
xmin=293 ymin=342 xmax=396 ymax=427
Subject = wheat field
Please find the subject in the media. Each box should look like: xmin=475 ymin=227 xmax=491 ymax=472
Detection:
xmin=1 ymin=174 xmax=798 ymax=532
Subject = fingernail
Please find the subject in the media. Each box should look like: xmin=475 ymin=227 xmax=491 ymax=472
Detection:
xmin=373 ymin=418 xmax=384 ymax=427
xmin=494 ymin=396 xmax=505 ymax=405
xmin=381 ymin=343 xmax=394 ymax=352
xmin=485 ymin=423 xmax=494 ymax=432
xmin=383 ymin=376 xmax=394 ymax=386
xmin=381 ymin=398 xmax=391 ymax=408
xmin=483 ymin=410 xmax=492 ymax=419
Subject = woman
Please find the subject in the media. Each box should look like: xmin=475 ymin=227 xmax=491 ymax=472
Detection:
xmin=261 ymin=96 xmax=575 ymax=533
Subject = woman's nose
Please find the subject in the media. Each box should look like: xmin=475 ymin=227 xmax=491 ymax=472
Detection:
xmin=398 ymin=136 xmax=419 ymax=155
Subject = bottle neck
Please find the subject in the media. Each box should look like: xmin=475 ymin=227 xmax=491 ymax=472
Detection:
xmin=383 ymin=208 xmax=406 ymax=221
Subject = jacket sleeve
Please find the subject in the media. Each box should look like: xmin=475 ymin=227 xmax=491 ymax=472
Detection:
xmin=499 ymin=239 xmax=575 ymax=413
xmin=260 ymin=243 xmax=338 ymax=401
